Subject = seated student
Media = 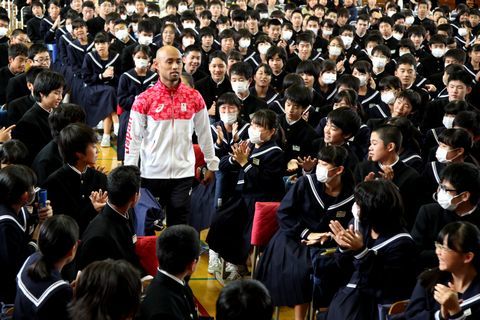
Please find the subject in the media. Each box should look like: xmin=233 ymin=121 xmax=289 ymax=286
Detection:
xmin=216 ymin=280 xmax=273 ymax=320
xmin=286 ymin=32 xmax=318 ymax=73
xmin=0 ymin=140 xmax=29 ymax=167
xmin=0 ymin=29 xmax=30 ymax=69
xmin=32 ymin=104 xmax=86 ymax=185
xmin=207 ymin=110 xmax=285 ymax=280
xmin=315 ymin=60 xmax=338 ymax=111
xmin=26 ymin=1 xmax=45 ymax=44
xmin=86 ymin=0 xmax=113 ymax=38
xmin=354 ymin=125 xmax=424 ymax=228
xmin=40 ymin=0 xmax=63 ymax=50
xmin=257 ymin=145 xmax=354 ymax=320
xmin=370 ymin=45 xmax=394 ymax=86
xmin=77 ymin=165 xmax=144 ymax=273
xmin=110 ymin=19 xmax=136 ymax=59
xmin=6 ymin=66 xmax=43 ymax=126
xmin=195 ymin=51 xmax=232 ymax=122
xmin=454 ymin=111 xmax=480 ymax=164
xmin=432 ymin=64 xmax=466 ymax=100
xmin=138 ymin=225 xmax=200 ymax=320
xmin=44 ymin=123 xmax=107 ymax=235
xmin=69 ymin=259 xmax=142 ymax=320
xmin=0 ymin=165 xmax=52 ymax=304
xmin=406 ymin=221 xmax=480 ymax=319
xmin=250 ymin=64 xmax=279 ymax=105
xmin=377 ymin=17 xmax=398 ymax=53
xmin=13 ymin=70 xmax=64 ymax=165
xmin=324 ymin=179 xmax=416 ymax=318
xmin=266 ymin=46 xmax=288 ymax=93
xmin=0 ymin=44 xmax=28 ymax=106
xmin=182 ymin=45 xmax=208 ymax=82
xmin=55 ymin=11 xmax=78 ymax=75
xmin=420 ymin=34 xmax=448 ymax=77
xmin=372 ymin=75 xmax=402 ymax=120
xmin=6 ymin=44 xmax=51 ymax=103
xmin=351 ymin=60 xmax=382 ymax=116
xmin=422 ymin=128 xmax=476 ymax=203
xmin=412 ymin=162 xmax=480 ymax=272
xmin=295 ymin=60 xmax=324 ymax=127
xmin=386 ymin=117 xmax=424 ymax=173
xmin=13 ymin=215 xmax=78 ymax=320
xmin=82 ymin=31 xmax=120 ymax=147
xmin=117 ymin=44 xmax=157 ymax=162
xmin=422 ymin=70 xmax=474 ymax=132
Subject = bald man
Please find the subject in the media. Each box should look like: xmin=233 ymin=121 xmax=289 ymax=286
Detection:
xmin=125 ymin=46 xmax=219 ymax=226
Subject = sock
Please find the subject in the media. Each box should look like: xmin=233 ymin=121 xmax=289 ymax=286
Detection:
xmin=113 ymin=123 xmax=119 ymax=136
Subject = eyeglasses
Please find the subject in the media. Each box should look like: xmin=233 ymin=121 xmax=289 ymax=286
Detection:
xmin=434 ymin=242 xmax=456 ymax=253
xmin=34 ymin=57 xmax=51 ymax=63
xmin=438 ymin=184 xmax=457 ymax=193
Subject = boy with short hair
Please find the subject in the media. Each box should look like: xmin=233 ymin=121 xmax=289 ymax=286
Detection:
xmin=0 ymin=43 xmax=28 ymax=106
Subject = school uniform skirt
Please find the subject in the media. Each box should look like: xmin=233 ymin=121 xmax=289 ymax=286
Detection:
xmin=189 ymin=180 xmax=216 ymax=231
xmin=117 ymin=110 xmax=130 ymax=161
xmin=255 ymin=230 xmax=313 ymax=306
xmin=82 ymin=84 xmax=117 ymax=127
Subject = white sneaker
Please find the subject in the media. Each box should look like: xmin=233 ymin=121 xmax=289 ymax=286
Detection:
xmin=96 ymin=120 xmax=103 ymax=130
xmin=225 ymin=263 xmax=248 ymax=279
xmin=208 ymin=250 xmax=221 ymax=274
xmin=100 ymin=134 xmax=111 ymax=147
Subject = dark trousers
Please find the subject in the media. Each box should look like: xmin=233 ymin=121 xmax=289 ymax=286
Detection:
xmin=141 ymin=177 xmax=193 ymax=226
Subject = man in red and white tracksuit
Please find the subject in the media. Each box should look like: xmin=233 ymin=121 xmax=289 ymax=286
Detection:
xmin=125 ymin=45 xmax=219 ymax=225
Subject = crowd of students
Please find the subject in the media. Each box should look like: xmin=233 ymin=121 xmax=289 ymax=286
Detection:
xmin=1 ymin=0 xmax=480 ymax=318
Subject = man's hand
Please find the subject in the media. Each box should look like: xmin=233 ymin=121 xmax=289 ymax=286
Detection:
xmin=216 ymin=126 xmax=224 ymax=145
xmin=0 ymin=125 xmax=15 ymax=142
xmin=208 ymin=101 xmax=216 ymax=117
xmin=90 ymin=189 xmax=108 ymax=212
xmin=202 ymin=169 xmax=215 ymax=185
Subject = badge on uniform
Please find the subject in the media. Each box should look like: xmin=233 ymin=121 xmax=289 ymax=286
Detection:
xmin=253 ymin=158 xmax=260 ymax=165
xmin=292 ymin=145 xmax=300 ymax=151
xmin=132 ymin=234 xmax=137 ymax=244
xmin=336 ymin=211 xmax=346 ymax=218
xmin=181 ymin=103 xmax=187 ymax=112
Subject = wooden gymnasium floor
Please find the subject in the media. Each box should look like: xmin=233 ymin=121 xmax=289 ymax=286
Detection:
xmin=98 ymin=144 xmax=295 ymax=319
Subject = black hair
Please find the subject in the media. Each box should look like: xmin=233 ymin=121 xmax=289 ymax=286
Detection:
xmin=282 ymin=73 xmax=304 ymax=90
xmin=408 ymin=25 xmax=426 ymax=37
xmin=334 ymin=89 xmax=358 ymax=107
xmin=0 ymin=165 xmax=36 ymax=206
xmin=429 ymin=34 xmax=447 ymax=46
xmin=296 ymin=60 xmax=320 ymax=79
xmin=33 ymin=70 xmax=65 ymax=102
xmin=0 ymin=140 xmax=29 ymax=165
xmin=58 ymin=123 xmax=97 ymax=165
xmin=132 ymin=44 xmax=151 ymax=57
xmin=296 ymin=32 xmax=314 ymax=46
xmin=284 ymin=84 xmax=312 ymax=108
xmin=441 ymin=162 xmax=480 ymax=204
xmin=438 ymin=128 xmax=472 ymax=155
xmin=398 ymin=38 xmax=416 ymax=54
xmin=208 ymin=50 xmax=227 ymax=64
xmin=28 ymin=215 xmax=79 ymax=281
xmin=386 ymin=117 xmax=422 ymax=154
xmin=72 ymin=18 xmax=87 ymax=30
xmin=445 ymin=48 xmax=467 ymax=64
xmin=156 ymin=225 xmax=200 ymax=274
xmin=48 ymin=104 xmax=86 ymax=140
xmin=82 ymin=0 xmax=95 ymax=9
xmin=354 ymin=180 xmax=405 ymax=234
xmin=447 ymin=70 xmax=473 ymax=87
xmin=371 ymin=44 xmax=391 ymax=59
xmin=219 ymin=29 xmax=235 ymax=41
xmin=8 ymin=43 xmax=28 ymax=58
xmin=395 ymin=53 xmax=417 ymax=70
xmin=230 ymin=62 xmax=253 ymax=79
xmin=454 ymin=111 xmax=480 ymax=137
xmin=336 ymin=74 xmax=360 ymax=92
xmin=216 ymin=280 xmax=273 ymax=320
xmin=317 ymin=144 xmax=348 ymax=167
xmin=107 ymin=165 xmax=141 ymax=207
xmin=266 ymin=46 xmax=287 ymax=65
xmin=69 ymin=259 xmax=141 ymax=320
xmin=217 ymin=92 xmax=242 ymax=109
xmin=437 ymin=221 xmax=480 ymax=270
xmin=352 ymin=60 xmax=372 ymax=74
xmin=93 ymin=31 xmax=110 ymax=44
xmin=396 ymin=89 xmax=421 ymax=113
xmin=378 ymin=75 xmax=402 ymax=91
xmin=227 ymin=50 xmax=242 ymax=62
xmin=373 ymin=125 xmax=403 ymax=153
xmin=255 ymin=63 xmax=272 ymax=76
xmin=26 ymin=66 xmax=44 ymax=84
xmin=199 ymin=26 xmax=215 ymax=38
xmin=251 ymin=109 xmax=277 ymax=131
xmin=444 ymin=100 xmax=469 ymax=115
xmin=327 ymin=107 xmax=361 ymax=139
xmin=231 ymin=9 xmax=246 ymax=21
xmin=138 ymin=19 xmax=154 ymax=34
xmin=28 ymin=44 xmax=49 ymax=60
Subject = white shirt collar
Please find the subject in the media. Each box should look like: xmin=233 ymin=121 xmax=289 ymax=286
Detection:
xmin=158 ymin=268 xmax=185 ymax=286
xmin=67 ymin=163 xmax=87 ymax=175
xmin=459 ymin=206 xmax=478 ymax=217
xmin=107 ymin=202 xmax=129 ymax=219
xmin=379 ymin=155 xmax=400 ymax=170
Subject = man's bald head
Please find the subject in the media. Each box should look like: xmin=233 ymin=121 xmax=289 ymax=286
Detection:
xmin=155 ymin=45 xmax=183 ymax=87
xmin=156 ymin=45 xmax=182 ymax=60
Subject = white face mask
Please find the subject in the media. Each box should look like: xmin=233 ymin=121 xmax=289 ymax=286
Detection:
xmin=182 ymin=38 xmax=195 ymax=48
xmin=131 ymin=23 xmax=138 ymax=33
xmin=260 ymin=12 xmax=269 ymax=19
xmin=307 ymin=27 xmax=319 ymax=36
xmin=66 ymin=24 xmax=73 ymax=33
xmin=399 ymin=50 xmax=410 ymax=56
xmin=134 ymin=58 xmax=149 ymax=69
xmin=231 ymin=81 xmax=249 ymax=94
xmin=442 ymin=116 xmax=454 ymax=129
xmin=322 ymin=29 xmax=332 ymax=36
xmin=372 ymin=56 xmax=387 ymax=69
xmin=356 ymin=74 xmax=367 ymax=86
xmin=183 ymin=22 xmax=196 ymax=30
xmin=220 ymin=112 xmax=238 ymax=125
xmin=381 ymin=91 xmax=396 ymax=105
xmin=116 ymin=29 xmax=129 ymax=40
xmin=258 ymin=44 xmax=271 ymax=55
xmin=458 ymin=28 xmax=468 ymax=37
xmin=436 ymin=188 xmax=462 ymax=211
xmin=392 ymin=33 xmax=403 ymax=41
xmin=436 ymin=147 xmax=459 ymax=164
xmin=178 ymin=5 xmax=188 ymax=13
xmin=315 ymin=164 xmax=335 ymax=183
xmin=405 ymin=16 xmax=415 ymax=24
xmin=248 ymin=127 xmax=263 ymax=144
xmin=431 ymin=48 xmax=445 ymax=58
xmin=282 ymin=30 xmax=293 ymax=41
xmin=0 ymin=27 xmax=8 ymax=37
xmin=322 ymin=73 xmax=337 ymax=84
xmin=340 ymin=35 xmax=353 ymax=47
xmin=328 ymin=46 xmax=342 ymax=56
xmin=138 ymin=35 xmax=153 ymax=45
xmin=239 ymin=38 xmax=251 ymax=48
xmin=120 ymin=14 xmax=127 ymax=20
xmin=387 ymin=10 xmax=396 ymax=17
xmin=366 ymin=47 xmax=373 ymax=56
xmin=126 ymin=5 xmax=136 ymax=14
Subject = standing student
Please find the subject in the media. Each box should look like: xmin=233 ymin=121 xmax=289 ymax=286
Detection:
xmin=14 ymin=215 xmax=79 ymax=320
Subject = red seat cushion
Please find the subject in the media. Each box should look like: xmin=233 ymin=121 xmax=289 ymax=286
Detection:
xmin=135 ymin=236 xmax=158 ymax=276
xmin=251 ymin=202 xmax=280 ymax=246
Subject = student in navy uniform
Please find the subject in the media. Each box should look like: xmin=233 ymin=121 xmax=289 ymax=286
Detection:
xmin=354 ymin=125 xmax=424 ymax=229
xmin=32 ymin=104 xmax=86 ymax=186
xmin=77 ymin=165 xmax=144 ymax=274
xmin=412 ymin=163 xmax=480 ymax=273
xmin=257 ymin=145 xmax=354 ymax=320
xmin=121 ymin=20 xmax=157 ymax=72
xmin=0 ymin=165 xmax=53 ymax=304
xmin=13 ymin=70 xmax=65 ymax=165
xmin=351 ymin=61 xmax=382 ymax=118
xmin=286 ymin=32 xmax=320 ymax=73
xmin=40 ymin=0 xmax=63 ymax=53
xmin=207 ymin=109 xmax=285 ymax=280
xmin=86 ymin=0 xmax=113 ymax=38
xmin=117 ymin=44 xmax=157 ymax=162
xmin=0 ymin=43 xmax=28 ymax=106
xmin=13 ymin=215 xmax=79 ymax=320
xmin=324 ymin=179 xmax=416 ymax=319
xmin=81 ymin=31 xmax=120 ymax=147
xmin=406 ymin=221 xmax=480 ymax=320
xmin=182 ymin=45 xmax=208 ymax=82
xmin=138 ymin=225 xmax=200 ymax=320
xmin=0 ymin=140 xmax=29 ymax=167
xmin=43 ymin=123 xmax=107 ymax=235
xmin=371 ymin=75 xmax=402 ymax=121
xmin=26 ymin=1 xmax=45 ymax=44
xmin=110 ymin=19 xmax=137 ymax=59
xmin=266 ymin=46 xmax=288 ymax=93
xmin=249 ymin=64 xmax=279 ymax=105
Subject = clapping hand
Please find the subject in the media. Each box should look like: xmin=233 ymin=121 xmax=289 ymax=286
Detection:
xmin=434 ymin=283 xmax=462 ymax=318
xmin=301 ymin=232 xmax=332 ymax=246
xmin=231 ymin=141 xmax=250 ymax=167
xmin=329 ymin=220 xmax=364 ymax=251
xmin=297 ymin=156 xmax=318 ymax=172
xmin=90 ymin=189 xmax=108 ymax=212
